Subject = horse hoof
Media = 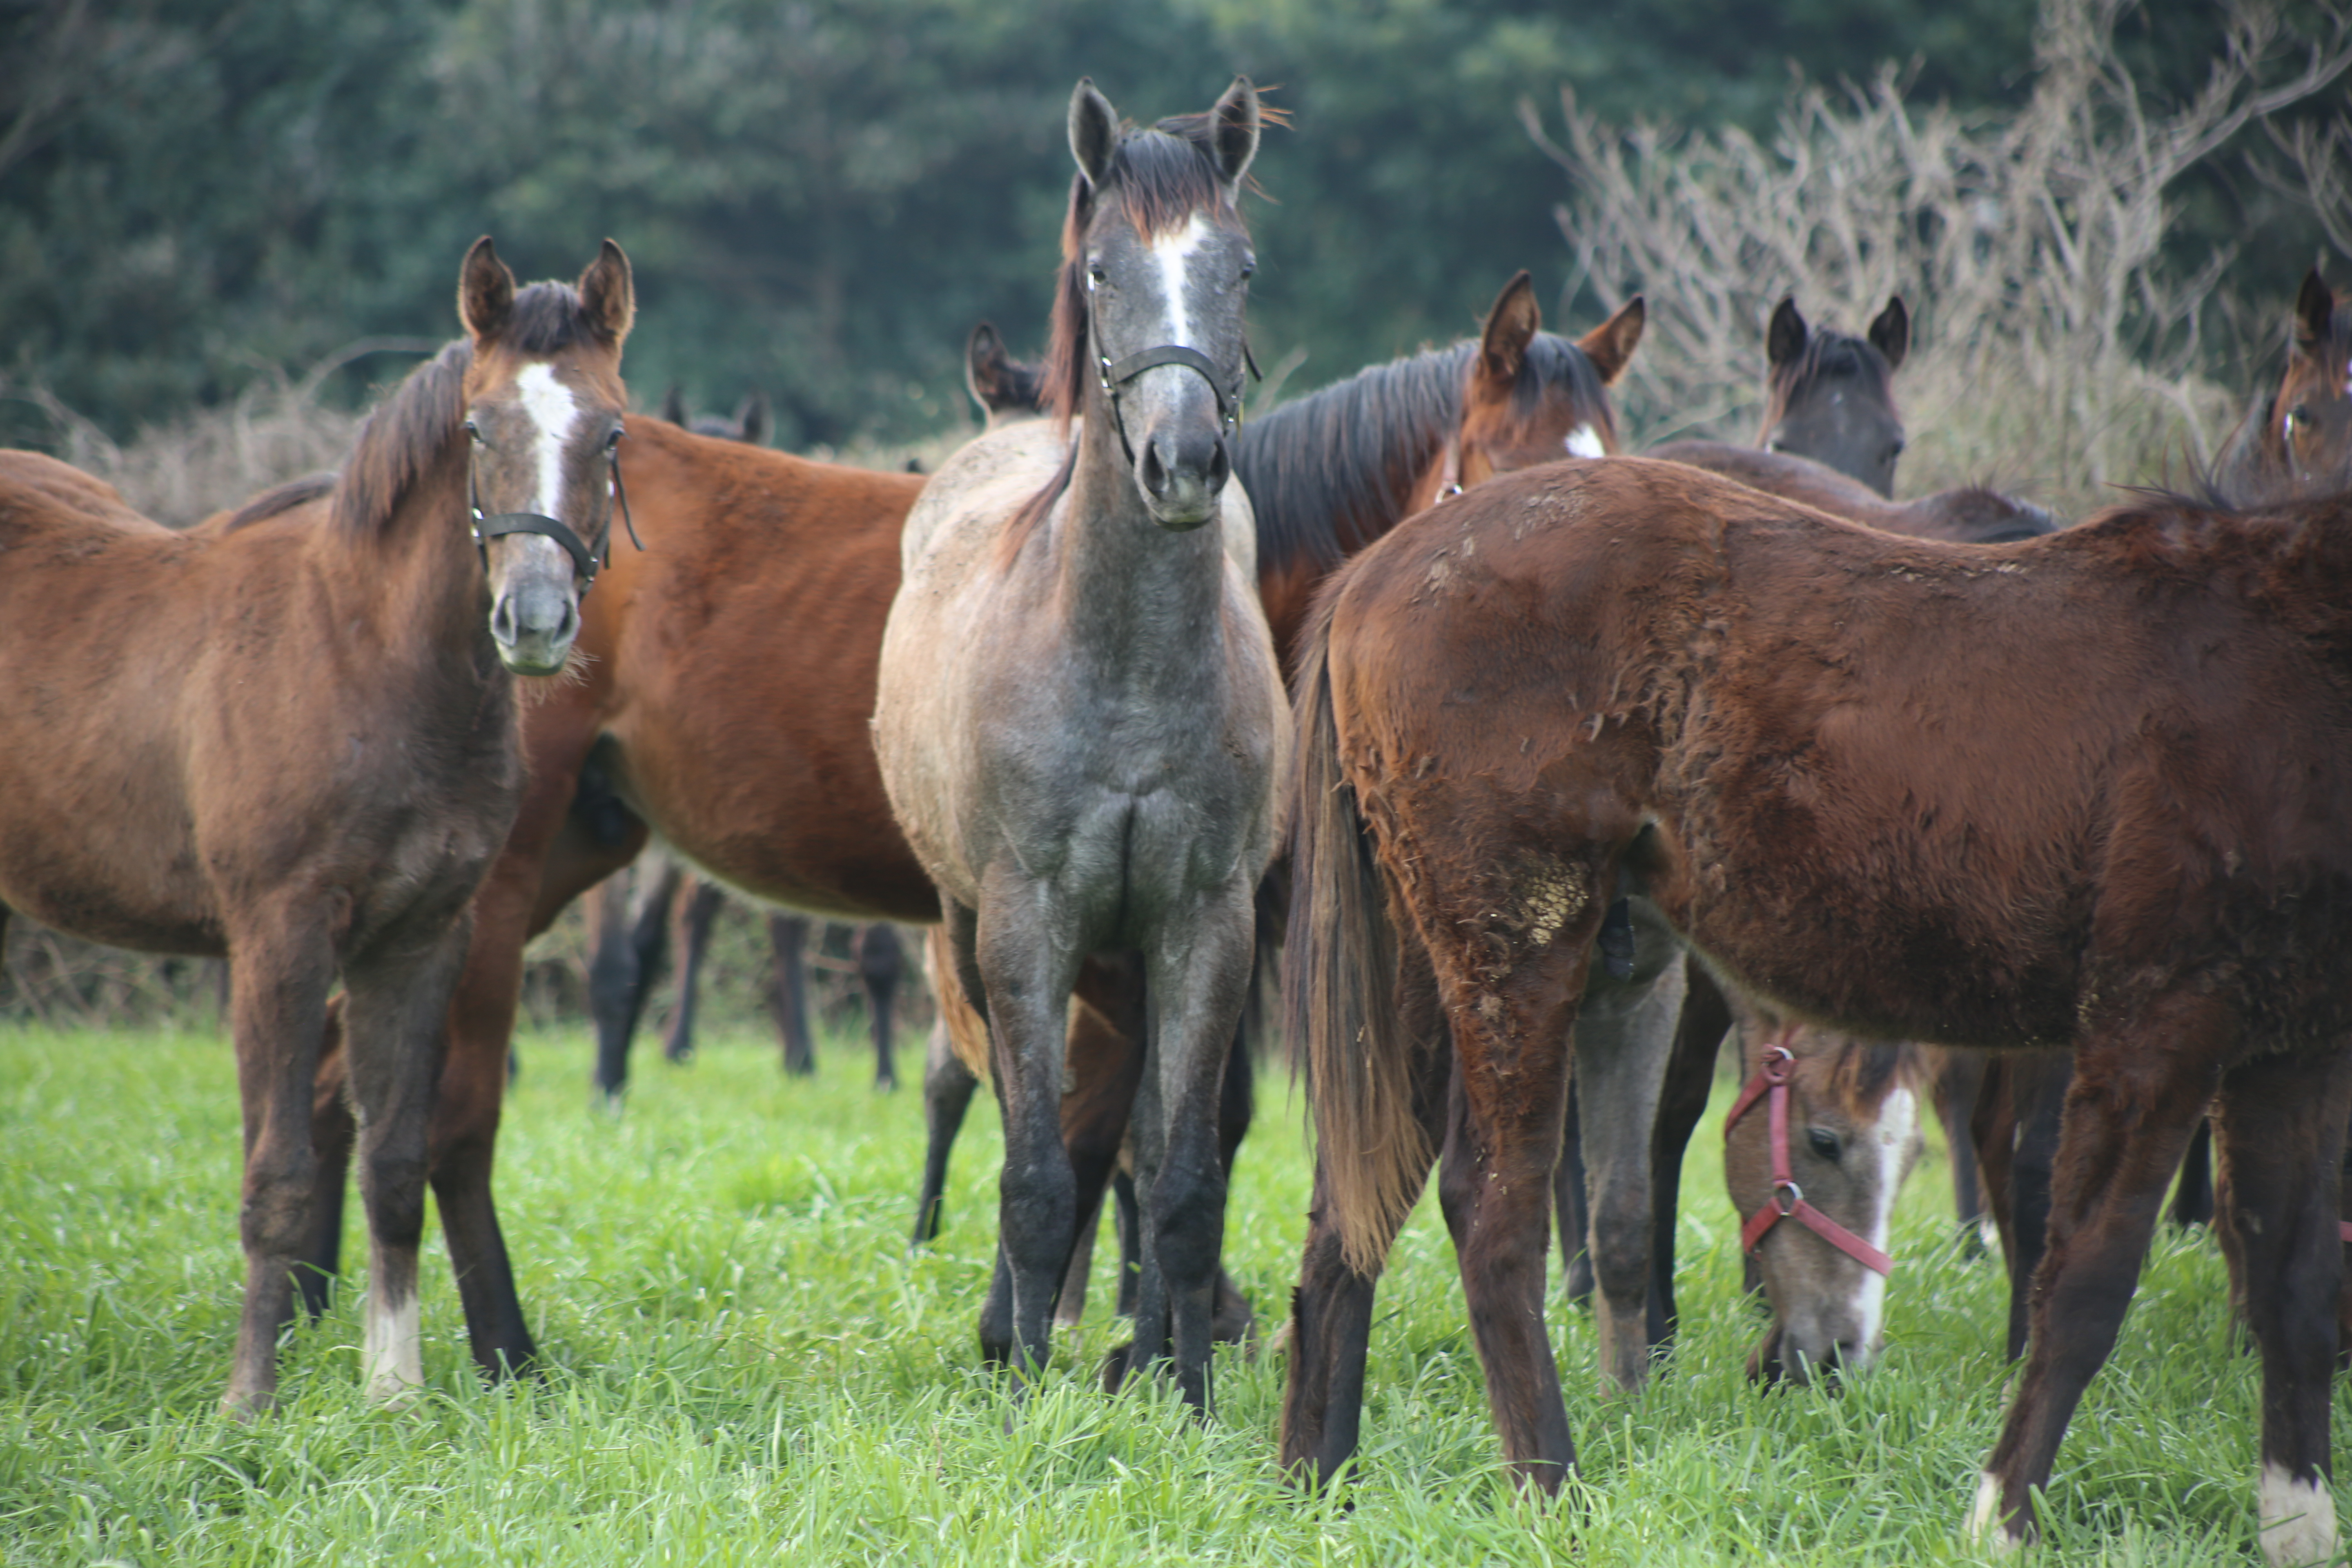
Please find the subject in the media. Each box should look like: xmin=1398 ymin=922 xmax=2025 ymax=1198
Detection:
xmin=1099 ymin=1341 xmax=1135 ymax=1392
xmin=217 ymin=1388 xmax=275 ymax=1423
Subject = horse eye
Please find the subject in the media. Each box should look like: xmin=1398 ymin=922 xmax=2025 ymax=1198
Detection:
xmin=1087 ymin=261 xmax=1107 ymax=284
xmin=1807 ymin=1127 xmax=1842 ymax=1163
xmin=1764 ymin=438 xmax=1786 ymax=453
xmin=1241 ymin=258 xmax=1256 ymax=281
xmin=464 ymin=418 xmax=483 ymax=443
xmin=1888 ymin=438 xmax=1907 ymax=459
xmin=604 ymin=427 xmax=624 ymax=454
xmin=2286 ymin=407 xmax=2310 ymax=438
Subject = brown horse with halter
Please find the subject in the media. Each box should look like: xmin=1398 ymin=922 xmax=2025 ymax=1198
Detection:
xmin=1281 ymin=453 xmax=2352 ymax=1566
xmin=0 ymin=237 xmax=633 ymax=1415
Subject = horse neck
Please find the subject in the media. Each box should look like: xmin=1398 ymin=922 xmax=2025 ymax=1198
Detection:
xmin=1052 ymin=396 xmax=1232 ymax=687
xmin=321 ymin=444 xmax=497 ymax=668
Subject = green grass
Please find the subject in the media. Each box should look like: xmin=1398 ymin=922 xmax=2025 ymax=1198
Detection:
xmin=0 ymin=1024 xmax=2324 ymax=1564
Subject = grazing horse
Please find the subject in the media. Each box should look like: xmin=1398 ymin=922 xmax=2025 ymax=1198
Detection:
xmin=1758 ymin=294 xmax=1908 ymax=496
xmin=0 ymin=237 xmax=632 ymax=1414
xmin=581 ymin=388 xmax=909 ymax=1097
xmin=909 ymin=274 xmax=1645 ymax=1347
xmin=873 ymin=77 xmax=1283 ymax=1409
xmin=1282 ymin=454 xmax=2352 ymax=1566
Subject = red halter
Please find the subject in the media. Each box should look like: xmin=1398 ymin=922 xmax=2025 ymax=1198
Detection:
xmin=1722 ymin=1036 xmax=1895 ymax=1277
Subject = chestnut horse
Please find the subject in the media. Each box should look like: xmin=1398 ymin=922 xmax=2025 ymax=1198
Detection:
xmin=874 ymin=78 xmax=1284 ymax=1410
xmin=0 ymin=236 xmax=633 ymax=1414
xmin=1758 ymin=294 xmax=1908 ymax=495
xmin=1283 ymin=455 xmax=2352 ymax=1565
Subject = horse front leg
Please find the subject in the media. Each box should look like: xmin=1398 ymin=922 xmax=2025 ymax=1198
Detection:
xmin=1972 ymin=1019 xmax=2216 ymax=1552
xmin=341 ymin=918 xmax=471 ymax=1403
xmin=1569 ymin=911 xmax=1686 ymax=1395
xmin=1127 ymin=882 xmax=1256 ymax=1412
xmin=911 ymin=1020 xmax=977 ymax=1248
xmin=2211 ymin=1044 xmax=2352 ymax=1568
xmin=221 ymin=908 xmax=338 ymax=1416
xmin=970 ymin=886 xmax=1084 ymax=1384
xmin=1644 ymin=952 xmax=1726 ymax=1351
xmin=858 ymin=923 xmax=904 ymax=1090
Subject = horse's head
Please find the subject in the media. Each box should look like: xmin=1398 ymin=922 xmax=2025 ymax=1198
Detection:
xmin=1056 ymin=76 xmax=1259 ymax=530
xmin=2275 ymin=268 xmax=2352 ymax=484
xmin=1760 ymin=296 xmax=1907 ymax=498
xmin=660 ymin=386 xmax=770 ymax=446
xmin=1451 ymin=274 xmax=1643 ymax=487
xmin=456 ymin=236 xmax=634 ymax=675
xmin=965 ymin=322 xmax=1049 ymax=430
xmin=1722 ymin=1026 xmax=1923 ymax=1388
xmin=1911 ymin=486 xmax=2060 ymax=545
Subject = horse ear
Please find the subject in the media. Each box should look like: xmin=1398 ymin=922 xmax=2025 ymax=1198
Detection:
xmin=735 ymin=392 xmax=770 ymax=446
xmin=1577 ymin=295 xmax=1646 ymax=386
xmin=1766 ymin=296 xmax=1807 ymax=370
xmin=967 ymin=321 xmax=1009 ymax=412
xmin=659 ymin=386 xmax=686 ymax=425
xmin=1477 ymin=271 xmax=1541 ymax=387
xmin=1869 ymin=296 xmax=1909 ymax=372
xmin=1209 ymin=76 xmax=1260 ymax=189
xmin=577 ymin=239 xmax=635 ymax=347
xmin=2295 ymin=267 xmax=2334 ymax=352
xmin=1069 ymin=78 xmax=1119 ymax=189
xmin=459 ymin=236 xmax=515 ymax=344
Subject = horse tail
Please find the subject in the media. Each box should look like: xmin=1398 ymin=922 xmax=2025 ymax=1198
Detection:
xmin=922 ymin=925 xmax=993 ymax=1084
xmin=1285 ymin=602 xmax=1430 ymax=1278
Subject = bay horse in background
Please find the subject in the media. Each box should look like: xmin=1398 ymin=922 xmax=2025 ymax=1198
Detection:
xmin=1282 ymin=454 xmax=2352 ymax=1566
xmin=909 ymin=271 xmax=1646 ymax=1354
xmin=0 ymin=236 xmax=633 ymax=1415
xmin=874 ymin=77 xmax=1284 ymax=1410
xmin=581 ymin=385 xmax=909 ymax=1098
xmin=1758 ymin=294 xmax=1908 ymax=496
xmin=2224 ymin=266 xmax=2352 ymax=493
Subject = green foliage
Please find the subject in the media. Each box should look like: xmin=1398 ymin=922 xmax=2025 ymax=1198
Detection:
xmin=0 ymin=1023 xmax=2316 ymax=1564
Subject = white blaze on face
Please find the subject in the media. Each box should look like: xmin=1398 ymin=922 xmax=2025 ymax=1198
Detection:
xmin=2259 ymin=1463 xmax=2338 ymax=1568
xmin=1848 ymin=1085 xmax=1915 ymax=1357
xmin=1148 ymin=214 xmax=1214 ymax=351
xmin=1564 ymin=423 xmax=1605 ymax=459
xmin=363 ymin=1288 xmax=423 ymax=1401
xmin=514 ymin=362 xmax=583 ymax=517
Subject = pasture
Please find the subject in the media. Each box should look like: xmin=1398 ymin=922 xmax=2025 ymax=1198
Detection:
xmin=0 ymin=1021 xmax=2303 ymax=1565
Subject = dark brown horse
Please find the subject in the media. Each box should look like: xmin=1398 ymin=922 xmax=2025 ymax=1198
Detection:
xmin=2231 ymin=267 xmax=2352 ymax=492
xmin=0 ymin=237 xmax=633 ymax=1414
xmin=1759 ymin=294 xmax=1908 ymax=496
xmin=1282 ymin=455 xmax=2352 ymax=1566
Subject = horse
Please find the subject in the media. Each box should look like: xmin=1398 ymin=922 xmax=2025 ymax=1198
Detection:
xmin=909 ymin=272 xmax=1646 ymax=1347
xmin=2220 ymin=267 xmax=2352 ymax=497
xmin=1281 ymin=452 xmax=2352 ymax=1565
xmin=0 ymin=236 xmax=633 ymax=1415
xmin=579 ymin=388 xmax=910 ymax=1097
xmin=872 ymin=77 xmax=1283 ymax=1410
xmin=964 ymin=321 xmax=1050 ymax=429
xmin=1758 ymin=294 xmax=1908 ymax=496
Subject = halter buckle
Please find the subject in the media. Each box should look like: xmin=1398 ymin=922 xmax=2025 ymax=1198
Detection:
xmin=1773 ymin=1179 xmax=1804 ymax=1215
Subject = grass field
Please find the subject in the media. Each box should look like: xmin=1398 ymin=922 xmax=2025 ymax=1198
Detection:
xmin=0 ymin=1023 xmax=2325 ymax=1565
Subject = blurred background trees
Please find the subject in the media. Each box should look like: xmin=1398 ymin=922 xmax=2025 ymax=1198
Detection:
xmin=5 ymin=0 xmax=2340 ymax=456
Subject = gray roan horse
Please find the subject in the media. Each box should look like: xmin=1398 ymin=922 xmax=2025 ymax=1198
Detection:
xmin=873 ymin=77 xmax=1284 ymax=1410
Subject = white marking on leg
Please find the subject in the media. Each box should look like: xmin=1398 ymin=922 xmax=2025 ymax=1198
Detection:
xmin=515 ymin=362 xmax=582 ymax=517
xmin=1848 ymin=1085 xmax=1916 ymax=1357
xmin=364 ymin=1289 xmax=423 ymax=1402
xmin=1968 ymin=1470 xmax=2018 ymax=1551
xmin=1564 ymin=423 xmax=1605 ymax=459
xmin=1148 ymin=214 xmax=1212 ymax=350
xmin=2259 ymin=1462 xmax=2338 ymax=1568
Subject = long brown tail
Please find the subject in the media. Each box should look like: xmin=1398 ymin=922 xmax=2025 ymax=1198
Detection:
xmin=1284 ymin=606 xmax=1431 ymax=1277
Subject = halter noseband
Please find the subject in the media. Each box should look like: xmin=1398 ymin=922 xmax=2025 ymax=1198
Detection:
xmin=1722 ymin=1034 xmax=1894 ymax=1277
xmin=468 ymin=437 xmax=640 ymax=591
xmin=1086 ymin=272 xmax=1254 ymax=470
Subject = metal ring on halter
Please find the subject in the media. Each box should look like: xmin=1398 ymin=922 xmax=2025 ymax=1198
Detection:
xmin=1773 ymin=1179 xmax=1804 ymax=1215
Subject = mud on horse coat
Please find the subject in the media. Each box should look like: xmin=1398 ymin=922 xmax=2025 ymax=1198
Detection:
xmin=0 ymin=237 xmax=633 ymax=1415
xmin=873 ymin=77 xmax=1286 ymax=1410
xmin=1281 ymin=454 xmax=2352 ymax=1568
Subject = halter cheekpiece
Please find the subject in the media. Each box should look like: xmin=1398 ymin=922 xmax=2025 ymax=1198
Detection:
xmin=1086 ymin=270 xmax=1254 ymax=469
xmin=1722 ymin=1035 xmax=1895 ymax=1277
xmin=468 ymin=437 xmax=640 ymax=590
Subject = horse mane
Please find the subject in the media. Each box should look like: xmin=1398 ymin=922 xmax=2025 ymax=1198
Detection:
xmin=334 ymin=280 xmax=598 ymax=539
xmin=1773 ymin=327 xmax=1895 ymax=406
xmin=1002 ymin=107 xmax=1265 ymax=562
xmin=1237 ymin=332 xmax=1616 ymax=584
xmin=1820 ymin=1039 xmax=1926 ymax=1116
xmin=223 ymin=473 xmax=337 ymax=532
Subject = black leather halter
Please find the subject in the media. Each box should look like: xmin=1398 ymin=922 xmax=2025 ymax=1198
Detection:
xmin=468 ymin=438 xmax=640 ymax=590
xmin=1086 ymin=274 xmax=1256 ymax=468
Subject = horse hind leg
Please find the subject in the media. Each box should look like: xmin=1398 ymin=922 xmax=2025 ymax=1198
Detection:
xmin=584 ymin=871 xmax=640 ymax=1104
xmin=1644 ymin=955 xmax=1729 ymax=1351
xmin=298 ymin=996 xmax=356 ymax=1320
xmin=858 ymin=923 xmax=904 ymax=1090
xmin=220 ymin=913 xmax=339 ymax=1417
xmin=1972 ymin=1022 xmax=2216 ymax=1553
xmin=768 ymin=913 xmax=816 ymax=1076
xmin=911 ymin=1020 xmax=977 ymax=1248
xmin=2209 ymin=1046 xmax=2352 ymax=1568
xmin=662 ymin=875 xmax=722 ymax=1064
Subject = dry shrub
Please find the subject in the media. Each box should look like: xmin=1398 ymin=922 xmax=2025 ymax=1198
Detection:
xmin=1525 ymin=0 xmax=2352 ymax=513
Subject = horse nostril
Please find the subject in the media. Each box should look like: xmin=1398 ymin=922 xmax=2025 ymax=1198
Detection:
xmin=491 ymin=596 xmax=518 ymax=646
xmin=554 ymin=598 xmax=578 ymax=644
xmin=1206 ymin=439 xmax=1230 ymax=492
xmin=1140 ymin=437 xmax=1171 ymax=497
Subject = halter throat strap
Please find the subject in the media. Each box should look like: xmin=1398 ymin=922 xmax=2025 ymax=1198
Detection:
xmin=1723 ymin=1036 xmax=1895 ymax=1277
